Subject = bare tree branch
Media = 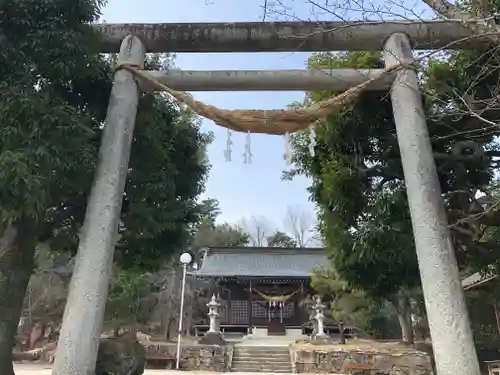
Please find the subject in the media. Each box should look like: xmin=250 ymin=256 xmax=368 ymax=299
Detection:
xmin=283 ymin=205 xmax=322 ymax=247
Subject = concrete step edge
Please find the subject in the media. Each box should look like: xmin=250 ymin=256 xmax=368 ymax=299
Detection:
xmin=233 ymin=357 xmax=290 ymax=363
xmin=234 ymin=350 xmax=290 ymax=352
xmin=231 ymin=372 xmax=342 ymax=374
xmin=231 ymin=363 xmax=292 ymax=367
xmin=232 ymin=366 xmax=291 ymax=368
xmin=234 ymin=349 xmax=290 ymax=351
xmin=231 ymin=369 xmax=292 ymax=372
xmin=233 ymin=357 xmax=289 ymax=360
xmin=234 ymin=351 xmax=290 ymax=355
xmin=234 ymin=353 xmax=289 ymax=356
xmin=231 ymin=370 xmax=292 ymax=373
xmin=231 ymin=367 xmax=292 ymax=371
xmin=231 ymin=371 xmax=292 ymax=373
xmin=233 ymin=355 xmax=290 ymax=358
xmin=233 ymin=353 xmax=290 ymax=358
xmin=234 ymin=345 xmax=289 ymax=352
xmin=232 ymin=362 xmax=291 ymax=367
xmin=231 ymin=363 xmax=292 ymax=368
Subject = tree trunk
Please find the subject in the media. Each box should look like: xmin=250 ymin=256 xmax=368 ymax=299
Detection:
xmin=166 ymin=318 xmax=177 ymax=342
xmin=339 ymin=321 xmax=346 ymax=344
xmin=395 ymin=295 xmax=414 ymax=345
xmin=184 ymin=312 xmax=192 ymax=337
xmin=493 ymin=302 xmax=500 ymax=336
xmin=0 ymin=218 xmax=37 ymax=375
xmin=162 ymin=313 xmax=172 ymax=341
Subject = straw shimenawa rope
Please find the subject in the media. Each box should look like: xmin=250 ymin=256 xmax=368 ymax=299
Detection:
xmin=121 ymin=63 xmax=408 ymax=135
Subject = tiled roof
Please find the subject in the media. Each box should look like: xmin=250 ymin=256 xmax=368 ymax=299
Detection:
xmin=191 ymin=247 xmax=328 ymax=278
xmin=462 ymin=270 xmax=497 ymax=290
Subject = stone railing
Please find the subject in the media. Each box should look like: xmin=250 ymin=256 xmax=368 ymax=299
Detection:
xmin=144 ymin=342 xmax=233 ymax=371
xmin=289 ymin=342 xmax=433 ymax=375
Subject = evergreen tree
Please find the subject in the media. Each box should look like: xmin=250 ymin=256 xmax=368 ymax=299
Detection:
xmin=0 ymin=1 xmax=210 ymax=372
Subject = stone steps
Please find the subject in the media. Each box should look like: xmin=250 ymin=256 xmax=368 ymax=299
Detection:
xmin=231 ymin=346 xmax=292 ymax=373
xmin=231 ymin=365 xmax=291 ymax=373
xmin=233 ymin=357 xmax=289 ymax=363
xmin=234 ymin=350 xmax=289 ymax=356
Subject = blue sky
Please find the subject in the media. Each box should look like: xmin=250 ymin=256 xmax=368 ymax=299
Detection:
xmin=100 ymin=0 xmax=318 ymax=227
xmin=100 ymin=0 xmax=432 ymax=227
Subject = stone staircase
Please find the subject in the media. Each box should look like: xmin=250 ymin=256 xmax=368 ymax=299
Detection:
xmin=231 ymin=346 xmax=292 ymax=373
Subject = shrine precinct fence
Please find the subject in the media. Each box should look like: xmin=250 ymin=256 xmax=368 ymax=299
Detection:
xmin=51 ymin=20 xmax=486 ymax=375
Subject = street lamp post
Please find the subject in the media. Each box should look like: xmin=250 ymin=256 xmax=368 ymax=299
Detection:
xmin=176 ymin=252 xmax=192 ymax=370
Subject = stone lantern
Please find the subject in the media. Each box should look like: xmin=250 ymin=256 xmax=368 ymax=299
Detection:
xmin=309 ymin=296 xmax=336 ymax=345
xmin=199 ymin=294 xmax=225 ymax=345
xmin=312 ymin=295 xmax=328 ymax=339
xmin=207 ymin=294 xmax=221 ymax=333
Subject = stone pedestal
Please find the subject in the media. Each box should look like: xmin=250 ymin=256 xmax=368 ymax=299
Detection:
xmin=199 ymin=332 xmax=226 ymax=345
xmin=309 ymin=336 xmax=335 ymax=345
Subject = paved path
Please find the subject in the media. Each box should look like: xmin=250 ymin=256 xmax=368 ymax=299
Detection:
xmin=14 ymin=365 xmax=216 ymax=373
xmin=14 ymin=364 xmax=206 ymax=374
xmin=15 ymin=363 xmax=327 ymax=375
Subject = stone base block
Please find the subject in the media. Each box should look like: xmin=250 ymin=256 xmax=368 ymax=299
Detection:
xmin=309 ymin=336 xmax=335 ymax=345
xmin=199 ymin=332 xmax=226 ymax=345
xmin=290 ymin=341 xmax=434 ymax=375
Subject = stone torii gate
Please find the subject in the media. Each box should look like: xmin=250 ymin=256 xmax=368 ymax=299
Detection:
xmin=51 ymin=20 xmax=484 ymax=375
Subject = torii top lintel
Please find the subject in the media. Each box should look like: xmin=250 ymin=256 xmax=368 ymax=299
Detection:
xmin=95 ymin=20 xmax=484 ymax=54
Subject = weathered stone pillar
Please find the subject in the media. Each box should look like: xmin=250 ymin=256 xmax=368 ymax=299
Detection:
xmin=51 ymin=35 xmax=145 ymax=375
xmin=383 ymin=33 xmax=480 ymax=375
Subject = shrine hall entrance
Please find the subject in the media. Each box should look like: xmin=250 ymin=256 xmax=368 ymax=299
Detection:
xmin=190 ymin=246 xmax=328 ymax=337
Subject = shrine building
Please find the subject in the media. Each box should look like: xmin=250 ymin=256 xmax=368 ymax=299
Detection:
xmin=190 ymin=246 xmax=330 ymax=337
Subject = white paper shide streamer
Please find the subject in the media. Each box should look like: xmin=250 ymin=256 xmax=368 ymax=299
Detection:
xmin=224 ymin=128 xmax=233 ymax=162
xmin=222 ymin=116 xmax=315 ymax=165
xmin=243 ymin=131 xmax=253 ymax=164
xmin=284 ymin=132 xmax=292 ymax=164
xmin=309 ymin=123 xmax=317 ymax=157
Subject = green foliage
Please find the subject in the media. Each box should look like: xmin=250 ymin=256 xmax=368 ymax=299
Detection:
xmin=195 ymin=222 xmax=250 ymax=248
xmin=288 ymin=46 xmax=500 ymax=301
xmin=0 ymin=0 xmax=107 ymax=225
xmin=0 ymin=16 xmax=211 ymax=368
xmin=311 ymin=266 xmax=405 ymax=338
xmin=114 ymin=78 xmax=211 ymax=269
xmin=106 ymin=267 xmax=152 ymax=328
xmin=197 ymin=198 xmax=222 ymax=227
xmin=466 ymin=288 xmax=500 ymax=349
xmin=334 ymin=188 xmax=420 ymax=297
xmin=311 ymin=266 xmax=350 ymax=297
xmin=0 ymin=4 xmax=211 ymax=270
xmin=311 ymin=267 xmax=371 ymax=328
xmin=362 ymin=305 xmax=402 ymax=339
xmin=190 ymin=199 xmax=250 ymax=249
xmin=266 ymin=231 xmax=297 ymax=247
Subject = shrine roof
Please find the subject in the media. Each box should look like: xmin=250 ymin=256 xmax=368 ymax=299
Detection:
xmin=462 ymin=270 xmax=497 ymax=290
xmin=190 ymin=247 xmax=328 ymax=278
